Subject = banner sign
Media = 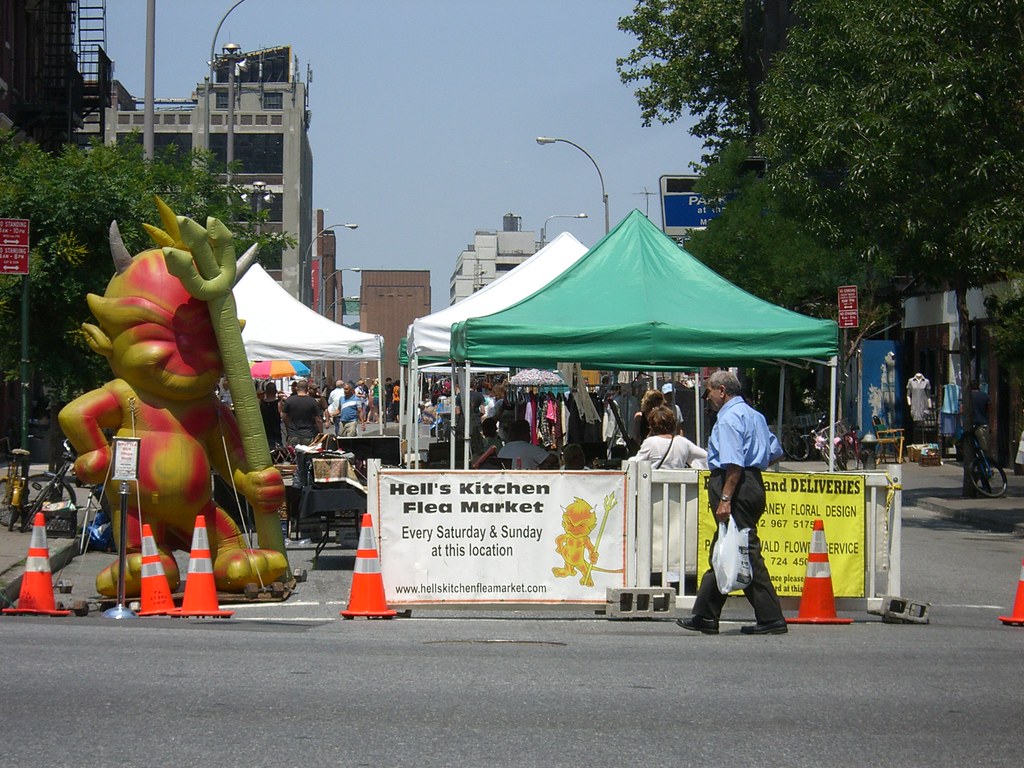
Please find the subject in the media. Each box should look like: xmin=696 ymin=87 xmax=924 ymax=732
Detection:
xmin=838 ymin=284 xmax=859 ymax=328
xmin=697 ymin=471 xmax=866 ymax=597
xmin=377 ymin=470 xmax=628 ymax=604
xmin=0 ymin=218 xmax=30 ymax=274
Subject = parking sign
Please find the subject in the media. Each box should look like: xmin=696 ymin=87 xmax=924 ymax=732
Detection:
xmin=0 ymin=218 xmax=30 ymax=274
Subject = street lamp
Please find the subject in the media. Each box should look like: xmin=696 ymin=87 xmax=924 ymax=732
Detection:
xmin=242 ymin=181 xmax=273 ymax=234
xmin=540 ymin=213 xmax=587 ymax=246
xmin=303 ymin=223 xmax=357 ymax=307
xmin=221 ymin=42 xmax=246 ymax=185
xmin=204 ymin=0 xmax=250 ymax=151
xmin=536 ymin=136 xmax=610 ymax=234
xmin=321 ymin=267 xmax=363 ymax=317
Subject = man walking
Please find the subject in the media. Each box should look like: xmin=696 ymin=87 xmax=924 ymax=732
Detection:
xmin=281 ymin=379 xmax=323 ymax=446
xmin=677 ymin=369 xmax=787 ymax=636
xmin=336 ymin=383 xmax=364 ymax=437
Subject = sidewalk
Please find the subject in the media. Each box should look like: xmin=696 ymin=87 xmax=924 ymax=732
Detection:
xmin=2 ymin=457 xmax=1022 ymax=610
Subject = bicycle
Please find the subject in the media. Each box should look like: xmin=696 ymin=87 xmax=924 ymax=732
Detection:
xmin=5 ymin=439 xmax=79 ymax=533
xmin=811 ymin=419 xmax=860 ymax=471
xmin=0 ymin=439 xmax=30 ymax=531
xmin=963 ymin=428 xmax=1007 ymax=498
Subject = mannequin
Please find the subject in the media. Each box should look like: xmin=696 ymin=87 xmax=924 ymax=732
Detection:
xmin=906 ymin=372 xmax=931 ymax=422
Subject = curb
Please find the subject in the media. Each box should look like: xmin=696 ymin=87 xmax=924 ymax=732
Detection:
xmin=916 ymin=497 xmax=1024 ymax=537
xmin=0 ymin=539 xmax=79 ymax=609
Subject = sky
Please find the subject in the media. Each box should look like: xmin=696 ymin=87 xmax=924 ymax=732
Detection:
xmin=105 ymin=0 xmax=703 ymax=311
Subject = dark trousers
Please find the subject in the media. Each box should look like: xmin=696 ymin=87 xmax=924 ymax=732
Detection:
xmin=692 ymin=468 xmax=784 ymax=623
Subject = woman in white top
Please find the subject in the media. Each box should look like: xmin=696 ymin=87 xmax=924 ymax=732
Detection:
xmin=631 ymin=405 xmax=708 ymax=469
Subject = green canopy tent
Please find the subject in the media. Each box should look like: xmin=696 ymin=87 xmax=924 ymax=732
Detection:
xmin=450 ymin=210 xmax=841 ymax=462
xmin=450 ymin=210 xmax=837 ymax=370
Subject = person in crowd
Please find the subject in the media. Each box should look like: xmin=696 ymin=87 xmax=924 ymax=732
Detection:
xmin=630 ymin=389 xmax=665 ymax=446
xmin=327 ymin=379 xmax=345 ymax=423
xmin=661 ymin=382 xmax=685 ymax=433
xmin=478 ymin=417 xmax=503 ymax=455
xmin=498 ymin=419 xmax=559 ymax=470
xmin=389 ymin=379 xmax=402 ymax=422
xmin=677 ymin=369 xmax=787 ymax=636
xmin=561 ymin=443 xmax=587 ymax=470
xmin=630 ymin=406 xmax=707 ymax=469
xmin=490 ymin=381 xmax=515 ymax=441
xmin=335 ymin=383 xmax=364 ymax=437
xmin=281 ymin=379 xmax=322 ymax=446
xmin=259 ymin=381 xmax=284 ymax=450
xmin=970 ymin=381 xmax=990 ymax=452
xmin=366 ymin=378 xmax=380 ymax=423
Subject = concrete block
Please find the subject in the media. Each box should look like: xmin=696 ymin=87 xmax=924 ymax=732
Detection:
xmin=606 ymin=587 xmax=676 ymax=619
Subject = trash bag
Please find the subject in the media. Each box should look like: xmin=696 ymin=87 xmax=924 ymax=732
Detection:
xmin=83 ymin=506 xmax=115 ymax=553
xmin=712 ymin=517 xmax=752 ymax=594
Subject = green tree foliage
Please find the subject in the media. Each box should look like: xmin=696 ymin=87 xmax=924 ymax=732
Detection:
xmin=0 ymin=134 xmax=293 ymax=402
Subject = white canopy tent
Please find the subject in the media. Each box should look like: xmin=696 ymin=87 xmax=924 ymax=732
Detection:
xmin=235 ymin=263 xmax=385 ymax=423
xmin=235 ymin=263 xmax=382 ymax=361
xmin=402 ymin=232 xmax=589 ymax=465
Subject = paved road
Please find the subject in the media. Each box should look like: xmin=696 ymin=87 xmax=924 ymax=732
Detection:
xmin=2 ymin=461 xmax=1024 ymax=765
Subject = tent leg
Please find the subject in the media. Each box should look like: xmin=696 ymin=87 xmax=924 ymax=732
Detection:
xmin=449 ymin=362 xmax=457 ymax=470
xmin=463 ymin=364 xmax=471 ymax=470
xmin=776 ymin=365 xmax=786 ymax=438
xmin=828 ymin=356 xmax=838 ymax=472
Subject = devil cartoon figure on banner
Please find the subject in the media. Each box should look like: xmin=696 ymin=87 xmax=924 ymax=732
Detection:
xmin=58 ymin=198 xmax=288 ymax=597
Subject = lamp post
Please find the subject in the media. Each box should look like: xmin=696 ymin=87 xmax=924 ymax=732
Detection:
xmin=540 ymin=213 xmax=587 ymax=246
xmin=205 ymin=0 xmax=250 ymax=151
xmin=302 ymin=222 xmax=357 ymax=307
xmin=244 ymin=181 xmax=273 ymax=234
xmin=221 ymin=42 xmax=245 ymax=185
xmin=536 ymin=137 xmax=610 ymax=234
xmin=321 ymin=267 xmax=362 ymax=318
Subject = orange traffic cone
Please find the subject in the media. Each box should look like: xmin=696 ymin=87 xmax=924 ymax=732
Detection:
xmin=171 ymin=515 xmax=233 ymax=618
xmin=2 ymin=512 xmax=70 ymax=616
xmin=341 ymin=513 xmax=397 ymax=619
xmin=787 ymin=519 xmax=853 ymax=625
xmin=137 ymin=524 xmax=176 ymax=616
xmin=998 ymin=559 xmax=1024 ymax=626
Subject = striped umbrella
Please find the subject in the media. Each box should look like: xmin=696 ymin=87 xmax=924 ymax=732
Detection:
xmin=249 ymin=360 xmax=311 ymax=379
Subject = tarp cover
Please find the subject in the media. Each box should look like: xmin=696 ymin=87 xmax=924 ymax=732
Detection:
xmin=234 ymin=263 xmax=382 ymax=361
xmin=407 ymin=232 xmax=588 ymax=362
xmin=450 ymin=210 xmax=838 ymax=370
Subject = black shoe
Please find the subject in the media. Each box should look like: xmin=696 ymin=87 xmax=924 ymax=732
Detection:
xmin=676 ymin=615 xmax=719 ymax=635
xmin=740 ymin=619 xmax=789 ymax=635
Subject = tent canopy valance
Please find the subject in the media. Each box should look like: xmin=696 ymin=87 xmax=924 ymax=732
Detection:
xmin=406 ymin=232 xmax=588 ymax=363
xmin=450 ymin=210 xmax=838 ymax=370
xmin=234 ymin=263 xmax=382 ymax=361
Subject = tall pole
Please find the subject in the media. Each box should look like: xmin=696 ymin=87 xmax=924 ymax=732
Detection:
xmin=225 ymin=48 xmax=237 ymax=185
xmin=143 ymin=0 xmax=156 ymax=160
xmin=205 ymin=0 xmax=250 ymax=151
xmin=19 ymin=275 xmax=29 ymax=453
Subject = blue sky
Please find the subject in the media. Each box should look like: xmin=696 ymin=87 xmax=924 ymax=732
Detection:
xmin=105 ymin=0 xmax=703 ymax=310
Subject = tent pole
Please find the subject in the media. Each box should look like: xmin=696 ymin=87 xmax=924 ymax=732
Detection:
xmin=378 ymin=357 xmax=384 ymax=433
xmin=463 ymin=364 xmax=472 ymax=469
xmin=449 ymin=361 xmax=457 ymax=470
xmin=829 ymin=356 xmax=838 ymax=472
xmin=406 ymin=355 xmax=415 ymax=467
xmin=776 ymin=365 xmax=786 ymax=439
xmin=695 ymin=371 xmax=703 ymax=447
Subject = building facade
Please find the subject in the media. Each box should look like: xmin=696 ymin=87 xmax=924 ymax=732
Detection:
xmin=449 ymin=213 xmax=537 ymax=305
xmin=359 ymin=270 xmax=432 ymax=384
xmin=102 ymin=45 xmax=313 ymax=299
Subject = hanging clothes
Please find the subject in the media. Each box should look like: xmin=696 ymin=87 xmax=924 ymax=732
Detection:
xmin=939 ymin=383 xmax=961 ymax=437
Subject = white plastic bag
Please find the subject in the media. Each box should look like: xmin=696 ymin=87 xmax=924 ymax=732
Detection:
xmin=712 ymin=518 xmax=753 ymax=594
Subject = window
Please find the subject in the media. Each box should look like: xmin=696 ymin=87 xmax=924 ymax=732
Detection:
xmin=209 ymin=133 xmax=283 ymax=174
xmin=216 ymin=91 xmax=229 ymax=110
xmin=262 ymin=92 xmax=283 ymax=110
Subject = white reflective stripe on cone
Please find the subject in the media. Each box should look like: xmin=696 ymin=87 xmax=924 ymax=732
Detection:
xmin=806 ymin=561 xmax=831 ymax=579
xmin=357 ymin=526 xmax=377 ymax=550
xmin=24 ymin=555 xmax=50 ymax=572
xmin=190 ymin=525 xmax=211 ymax=550
xmin=354 ymin=557 xmax=382 ymax=574
xmin=142 ymin=535 xmax=159 ymax=557
xmin=187 ymin=553 xmax=214 ymax=574
xmin=141 ymin=560 xmax=165 ymax=578
xmin=29 ymin=524 xmax=47 ymax=549
xmin=810 ymin=529 xmax=827 ymax=553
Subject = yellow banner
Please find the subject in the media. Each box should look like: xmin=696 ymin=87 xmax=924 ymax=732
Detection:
xmin=697 ymin=471 xmax=866 ymax=597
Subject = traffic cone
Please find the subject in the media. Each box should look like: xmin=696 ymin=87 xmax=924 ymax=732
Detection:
xmin=341 ymin=513 xmax=396 ymax=619
xmin=2 ymin=513 xmax=70 ymax=616
xmin=787 ymin=519 xmax=853 ymax=625
xmin=136 ymin=524 xmax=176 ymax=616
xmin=171 ymin=515 xmax=233 ymax=618
xmin=998 ymin=559 xmax=1024 ymax=626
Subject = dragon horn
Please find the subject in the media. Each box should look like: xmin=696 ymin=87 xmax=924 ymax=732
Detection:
xmin=234 ymin=243 xmax=260 ymax=284
xmin=109 ymin=221 xmax=133 ymax=274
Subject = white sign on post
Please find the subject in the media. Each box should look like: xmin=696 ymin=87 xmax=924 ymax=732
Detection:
xmin=376 ymin=470 xmax=628 ymax=604
xmin=111 ymin=437 xmax=141 ymax=482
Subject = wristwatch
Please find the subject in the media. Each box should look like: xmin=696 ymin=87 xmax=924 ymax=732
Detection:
xmin=720 ymin=494 xmax=731 ymax=501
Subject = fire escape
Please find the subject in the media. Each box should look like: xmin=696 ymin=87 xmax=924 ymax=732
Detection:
xmin=12 ymin=0 xmax=109 ymax=150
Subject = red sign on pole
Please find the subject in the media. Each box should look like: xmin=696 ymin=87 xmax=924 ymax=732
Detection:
xmin=0 ymin=218 xmax=30 ymax=275
xmin=837 ymin=284 xmax=859 ymax=329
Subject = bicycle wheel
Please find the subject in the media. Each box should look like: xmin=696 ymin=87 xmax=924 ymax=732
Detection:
xmin=783 ymin=430 xmax=809 ymax=461
xmin=0 ymin=478 xmax=13 ymax=528
xmin=20 ymin=474 xmax=75 ymax=532
xmin=970 ymin=456 xmax=1008 ymax=498
xmin=833 ymin=441 xmax=849 ymax=471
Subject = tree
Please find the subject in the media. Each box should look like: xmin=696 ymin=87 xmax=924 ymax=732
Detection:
xmin=0 ymin=134 xmax=293 ymax=410
xmin=757 ymin=0 xmax=1024 ymax=492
